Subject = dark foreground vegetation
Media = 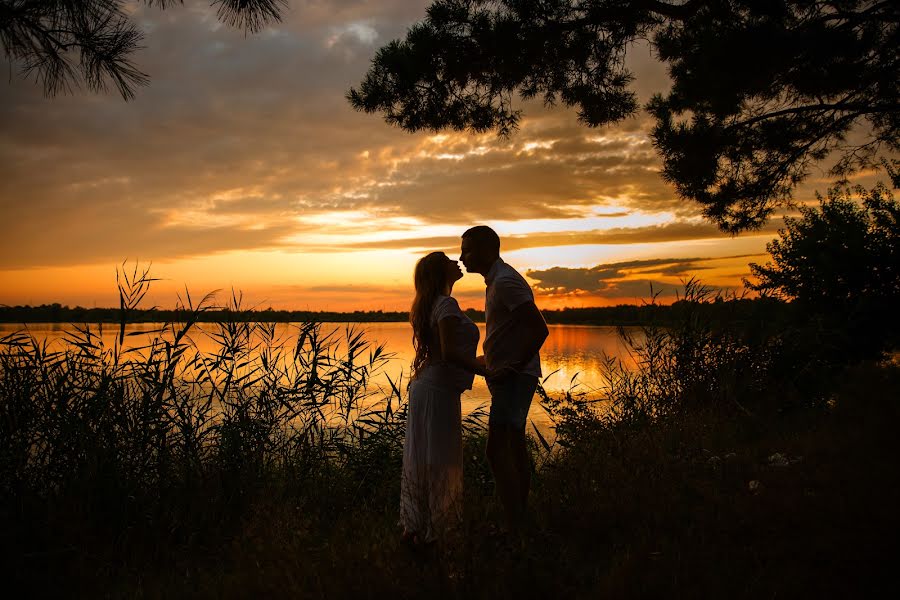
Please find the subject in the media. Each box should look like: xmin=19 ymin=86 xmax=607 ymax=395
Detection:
xmin=1 ymin=267 xmax=898 ymax=597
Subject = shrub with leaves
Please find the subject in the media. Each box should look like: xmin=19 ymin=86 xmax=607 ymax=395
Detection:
xmin=748 ymin=183 xmax=900 ymax=361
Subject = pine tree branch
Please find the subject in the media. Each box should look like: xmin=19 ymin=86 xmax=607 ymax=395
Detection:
xmin=731 ymin=101 xmax=899 ymax=130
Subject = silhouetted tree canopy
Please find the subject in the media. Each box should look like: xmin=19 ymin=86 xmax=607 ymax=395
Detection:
xmin=0 ymin=0 xmax=286 ymax=99
xmin=348 ymin=1 xmax=900 ymax=232
xmin=747 ymin=183 xmax=900 ymax=357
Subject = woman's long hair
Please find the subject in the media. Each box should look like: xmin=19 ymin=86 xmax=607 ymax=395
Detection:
xmin=410 ymin=252 xmax=448 ymax=379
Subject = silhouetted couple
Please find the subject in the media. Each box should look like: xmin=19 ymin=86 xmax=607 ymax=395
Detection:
xmin=400 ymin=226 xmax=549 ymax=544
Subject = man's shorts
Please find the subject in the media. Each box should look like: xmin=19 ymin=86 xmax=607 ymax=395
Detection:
xmin=486 ymin=372 xmax=539 ymax=428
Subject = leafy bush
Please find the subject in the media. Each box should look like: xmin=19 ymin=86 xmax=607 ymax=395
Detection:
xmin=748 ymin=183 xmax=900 ymax=361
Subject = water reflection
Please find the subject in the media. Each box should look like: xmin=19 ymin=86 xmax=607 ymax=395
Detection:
xmin=1 ymin=322 xmax=641 ymax=425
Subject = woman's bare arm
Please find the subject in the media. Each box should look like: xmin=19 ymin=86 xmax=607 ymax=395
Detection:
xmin=438 ymin=317 xmax=487 ymax=376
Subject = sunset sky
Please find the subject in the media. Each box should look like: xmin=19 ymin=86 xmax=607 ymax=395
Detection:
xmin=0 ymin=0 xmax=874 ymax=312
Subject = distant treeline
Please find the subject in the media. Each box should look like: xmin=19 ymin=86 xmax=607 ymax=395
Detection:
xmin=0 ymin=298 xmax=793 ymax=326
xmin=545 ymin=297 xmax=793 ymax=326
xmin=0 ymin=304 xmax=409 ymax=324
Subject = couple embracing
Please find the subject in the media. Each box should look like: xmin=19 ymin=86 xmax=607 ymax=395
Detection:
xmin=400 ymin=225 xmax=549 ymax=544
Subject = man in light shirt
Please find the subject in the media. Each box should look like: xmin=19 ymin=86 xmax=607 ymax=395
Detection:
xmin=460 ymin=225 xmax=549 ymax=532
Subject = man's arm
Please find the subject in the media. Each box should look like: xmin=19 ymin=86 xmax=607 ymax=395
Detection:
xmin=501 ymin=301 xmax=549 ymax=372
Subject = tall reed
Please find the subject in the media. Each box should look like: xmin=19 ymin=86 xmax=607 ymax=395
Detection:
xmin=0 ymin=263 xmax=410 ymax=526
xmin=538 ymin=278 xmax=797 ymax=451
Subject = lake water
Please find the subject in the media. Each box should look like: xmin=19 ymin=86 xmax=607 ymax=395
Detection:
xmin=0 ymin=322 xmax=641 ymax=427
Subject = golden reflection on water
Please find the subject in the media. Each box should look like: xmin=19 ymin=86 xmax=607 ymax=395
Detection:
xmin=1 ymin=322 xmax=641 ymax=427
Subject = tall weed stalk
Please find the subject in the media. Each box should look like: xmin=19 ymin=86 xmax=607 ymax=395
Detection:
xmin=0 ymin=263 xmax=408 ymax=531
xmin=540 ymin=279 xmax=786 ymax=453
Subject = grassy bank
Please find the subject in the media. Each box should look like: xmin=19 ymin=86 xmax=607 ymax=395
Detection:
xmin=5 ymin=363 xmax=896 ymax=598
xmin=1 ymin=275 xmax=897 ymax=597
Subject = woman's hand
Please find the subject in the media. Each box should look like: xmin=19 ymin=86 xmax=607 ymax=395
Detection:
xmin=473 ymin=355 xmax=487 ymax=377
xmin=485 ymin=365 xmax=516 ymax=380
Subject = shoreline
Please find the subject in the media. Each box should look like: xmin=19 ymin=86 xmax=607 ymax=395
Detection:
xmin=0 ymin=297 xmax=792 ymax=327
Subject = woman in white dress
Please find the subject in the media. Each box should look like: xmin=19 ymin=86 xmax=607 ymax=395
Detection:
xmin=401 ymin=251 xmax=485 ymax=544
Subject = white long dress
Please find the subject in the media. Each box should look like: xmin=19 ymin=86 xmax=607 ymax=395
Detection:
xmin=400 ymin=295 xmax=479 ymax=541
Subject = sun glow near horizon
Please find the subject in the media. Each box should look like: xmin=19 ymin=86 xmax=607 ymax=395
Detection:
xmin=0 ymin=232 xmax=772 ymax=312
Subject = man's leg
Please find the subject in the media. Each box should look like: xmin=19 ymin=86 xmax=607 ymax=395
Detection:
xmin=511 ymin=375 xmax=538 ymax=515
xmin=488 ymin=373 xmax=539 ymax=532
xmin=486 ymin=423 xmax=522 ymax=530
xmin=513 ymin=425 xmax=531 ymax=508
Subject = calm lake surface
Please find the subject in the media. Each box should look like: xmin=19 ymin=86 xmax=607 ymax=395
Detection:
xmin=0 ymin=322 xmax=641 ymax=426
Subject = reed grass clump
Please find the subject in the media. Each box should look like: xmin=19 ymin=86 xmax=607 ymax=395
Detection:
xmin=0 ymin=265 xmax=415 ymax=563
xmin=537 ymin=279 xmax=781 ymax=448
